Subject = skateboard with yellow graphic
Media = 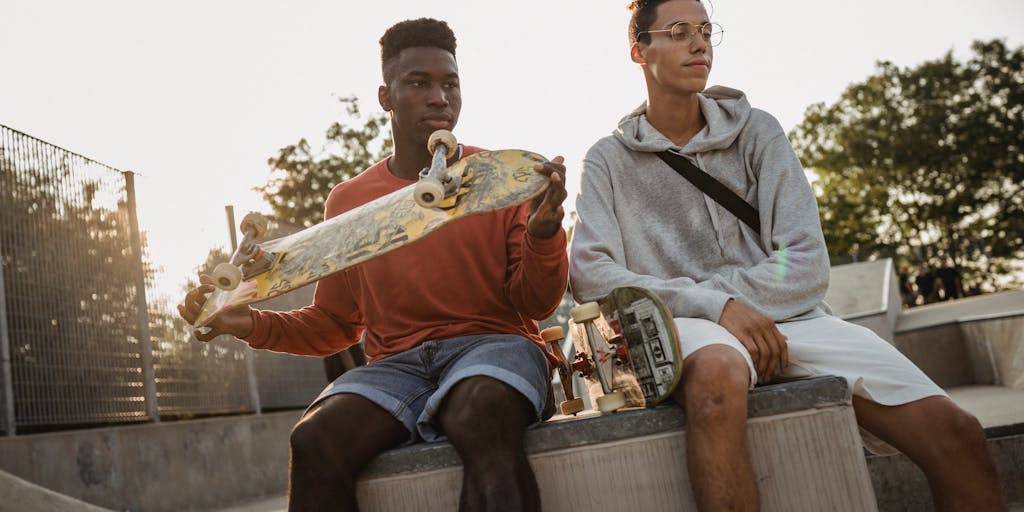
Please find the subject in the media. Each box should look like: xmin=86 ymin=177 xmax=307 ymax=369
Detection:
xmin=568 ymin=286 xmax=683 ymax=413
xmin=194 ymin=130 xmax=549 ymax=328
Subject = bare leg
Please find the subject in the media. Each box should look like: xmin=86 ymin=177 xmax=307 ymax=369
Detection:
xmin=438 ymin=376 xmax=540 ymax=512
xmin=673 ymin=344 xmax=759 ymax=511
xmin=853 ymin=395 xmax=1005 ymax=511
xmin=288 ymin=393 xmax=409 ymax=512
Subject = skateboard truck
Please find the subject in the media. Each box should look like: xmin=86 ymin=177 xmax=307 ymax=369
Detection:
xmin=541 ymin=326 xmax=585 ymax=416
xmin=570 ymin=302 xmax=628 ymax=413
xmin=414 ymin=130 xmax=462 ymax=208
xmin=211 ymin=212 xmax=281 ymax=291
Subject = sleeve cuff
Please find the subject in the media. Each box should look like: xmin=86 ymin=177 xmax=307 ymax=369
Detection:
xmin=525 ymin=228 xmax=567 ymax=256
xmin=241 ymin=309 xmax=269 ymax=349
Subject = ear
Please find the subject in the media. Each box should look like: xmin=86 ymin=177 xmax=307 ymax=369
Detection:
xmin=630 ymin=43 xmax=647 ymax=65
xmin=378 ymin=85 xmax=392 ymax=112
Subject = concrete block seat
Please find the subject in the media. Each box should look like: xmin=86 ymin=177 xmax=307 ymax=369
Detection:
xmin=355 ymin=376 xmax=878 ymax=511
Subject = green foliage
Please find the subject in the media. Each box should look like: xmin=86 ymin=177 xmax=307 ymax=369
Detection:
xmin=257 ymin=96 xmax=393 ymax=227
xmin=791 ymin=39 xmax=1024 ymax=291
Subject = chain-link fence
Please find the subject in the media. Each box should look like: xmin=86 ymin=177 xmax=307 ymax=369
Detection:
xmin=0 ymin=125 xmax=325 ymax=435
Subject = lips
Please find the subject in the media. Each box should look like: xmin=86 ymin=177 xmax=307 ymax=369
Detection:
xmin=684 ymin=60 xmax=710 ymax=71
xmin=423 ymin=114 xmax=452 ymax=128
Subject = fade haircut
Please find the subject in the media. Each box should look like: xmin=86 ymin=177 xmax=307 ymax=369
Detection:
xmin=379 ymin=18 xmax=457 ymax=83
xmin=628 ymin=0 xmax=704 ymax=45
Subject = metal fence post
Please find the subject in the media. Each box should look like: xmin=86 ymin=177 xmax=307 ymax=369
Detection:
xmin=125 ymin=171 xmax=159 ymax=422
xmin=226 ymin=205 xmax=262 ymax=415
xmin=0 ymin=233 xmax=16 ymax=436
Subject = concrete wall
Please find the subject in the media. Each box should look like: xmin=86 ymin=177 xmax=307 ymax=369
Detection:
xmin=0 ymin=411 xmax=301 ymax=512
xmin=894 ymin=324 xmax=974 ymax=387
xmin=894 ymin=314 xmax=1024 ymax=389
xmin=960 ymin=315 xmax=1024 ymax=389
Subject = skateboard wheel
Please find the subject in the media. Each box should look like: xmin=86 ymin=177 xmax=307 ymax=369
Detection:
xmin=239 ymin=212 xmax=269 ymax=240
xmin=596 ymin=391 xmax=626 ymax=413
xmin=427 ymin=129 xmax=457 ymax=159
xmin=414 ymin=178 xmax=446 ymax=208
xmin=570 ymin=302 xmax=601 ymax=323
xmin=560 ymin=398 xmax=585 ymax=416
xmin=212 ymin=262 xmax=243 ymax=291
xmin=540 ymin=326 xmax=565 ymax=343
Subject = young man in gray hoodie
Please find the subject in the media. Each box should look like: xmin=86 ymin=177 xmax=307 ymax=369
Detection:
xmin=569 ymin=0 xmax=1005 ymax=510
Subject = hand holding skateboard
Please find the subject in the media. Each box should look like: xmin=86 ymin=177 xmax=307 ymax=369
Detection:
xmin=177 ymin=275 xmax=253 ymax=342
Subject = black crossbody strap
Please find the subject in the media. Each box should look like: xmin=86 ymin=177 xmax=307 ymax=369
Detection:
xmin=655 ymin=151 xmax=761 ymax=235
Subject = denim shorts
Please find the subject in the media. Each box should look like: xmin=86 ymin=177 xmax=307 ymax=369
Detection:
xmin=308 ymin=334 xmax=551 ymax=442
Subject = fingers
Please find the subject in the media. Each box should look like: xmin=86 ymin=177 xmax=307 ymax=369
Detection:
xmin=533 ymin=155 xmax=566 ymax=179
xmin=178 ymin=282 xmax=214 ymax=322
xmin=755 ymin=328 xmax=788 ymax=382
xmin=751 ymin=333 xmax=772 ymax=380
xmin=718 ymin=299 xmax=788 ymax=383
xmin=531 ymin=157 xmax=567 ymax=205
xmin=527 ymin=156 xmax=569 ymax=239
xmin=193 ymin=325 xmax=218 ymax=343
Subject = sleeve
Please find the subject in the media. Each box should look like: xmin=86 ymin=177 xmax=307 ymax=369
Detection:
xmin=703 ymin=129 xmax=830 ymax=320
xmin=241 ymin=185 xmax=367 ymax=355
xmin=503 ymin=204 xmax=569 ymax=320
xmin=569 ymin=150 xmax=734 ymax=322
xmin=243 ymin=273 xmax=364 ymax=356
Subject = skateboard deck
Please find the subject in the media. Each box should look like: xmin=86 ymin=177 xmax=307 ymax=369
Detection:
xmin=568 ymin=286 xmax=683 ymax=412
xmin=195 ymin=148 xmax=549 ymax=328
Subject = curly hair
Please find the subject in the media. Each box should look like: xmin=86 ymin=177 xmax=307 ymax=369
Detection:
xmin=628 ymin=0 xmax=704 ymax=45
xmin=379 ymin=18 xmax=457 ymax=81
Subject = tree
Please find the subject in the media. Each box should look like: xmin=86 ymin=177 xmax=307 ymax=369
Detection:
xmin=790 ymin=39 xmax=1024 ymax=292
xmin=257 ymin=96 xmax=393 ymax=227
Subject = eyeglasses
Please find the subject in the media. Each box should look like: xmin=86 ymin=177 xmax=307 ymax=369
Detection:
xmin=638 ymin=22 xmax=724 ymax=47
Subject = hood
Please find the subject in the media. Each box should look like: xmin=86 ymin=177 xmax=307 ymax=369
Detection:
xmin=613 ymin=85 xmax=751 ymax=154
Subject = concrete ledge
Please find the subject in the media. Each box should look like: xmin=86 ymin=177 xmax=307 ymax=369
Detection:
xmin=0 ymin=469 xmax=114 ymax=512
xmin=357 ymin=376 xmax=878 ymax=511
xmin=0 ymin=411 xmax=301 ymax=512
xmin=362 ymin=375 xmax=850 ymax=478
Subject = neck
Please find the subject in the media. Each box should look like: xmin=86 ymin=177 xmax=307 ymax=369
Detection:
xmin=387 ymin=127 xmax=433 ymax=181
xmin=644 ymin=88 xmax=705 ymax=147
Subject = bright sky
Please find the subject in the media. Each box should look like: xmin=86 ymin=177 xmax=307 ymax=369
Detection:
xmin=3 ymin=0 xmax=1023 ymax=300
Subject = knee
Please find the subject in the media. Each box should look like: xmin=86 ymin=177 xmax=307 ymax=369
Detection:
xmin=681 ymin=350 xmax=750 ymax=425
xmin=290 ymin=404 xmax=362 ymax=475
xmin=290 ymin=413 xmax=331 ymax=460
xmin=933 ymin=405 xmax=987 ymax=454
xmin=441 ymin=377 xmax=529 ymax=447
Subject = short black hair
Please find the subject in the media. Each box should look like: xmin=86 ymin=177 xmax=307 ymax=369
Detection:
xmin=628 ymin=0 xmax=703 ymax=45
xmin=380 ymin=18 xmax=457 ymax=81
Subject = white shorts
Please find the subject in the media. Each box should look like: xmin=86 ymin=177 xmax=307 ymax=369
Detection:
xmin=674 ymin=314 xmax=947 ymax=454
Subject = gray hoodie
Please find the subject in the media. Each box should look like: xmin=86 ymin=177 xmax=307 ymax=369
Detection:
xmin=569 ymin=86 xmax=831 ymax=323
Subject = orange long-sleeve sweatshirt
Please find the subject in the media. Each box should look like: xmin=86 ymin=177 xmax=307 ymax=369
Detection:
xmin=244 ymin=146 xmax=568 ymax=363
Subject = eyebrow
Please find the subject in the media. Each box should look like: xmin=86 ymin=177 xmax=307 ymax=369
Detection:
xmin=401 ymin=70 xmax=460 ymax=80
xmin=662 ymin=18 xmax=710 ymax=29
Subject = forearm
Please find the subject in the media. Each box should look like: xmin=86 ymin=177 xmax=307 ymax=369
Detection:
xmin=506 ymin=228 xmax=569 ymax=319
xmin=244 ymin=304 xmax=363 ymax=356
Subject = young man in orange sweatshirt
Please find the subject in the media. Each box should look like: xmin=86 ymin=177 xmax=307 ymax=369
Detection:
xmin=179 ymin=18 xmax=568 ymax=512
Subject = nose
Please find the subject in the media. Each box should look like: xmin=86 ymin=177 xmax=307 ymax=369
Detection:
xmin=426 ymin=84 xmax=449 ymax=106
xmin=689 ymin=34 xmax=709 ymax=53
